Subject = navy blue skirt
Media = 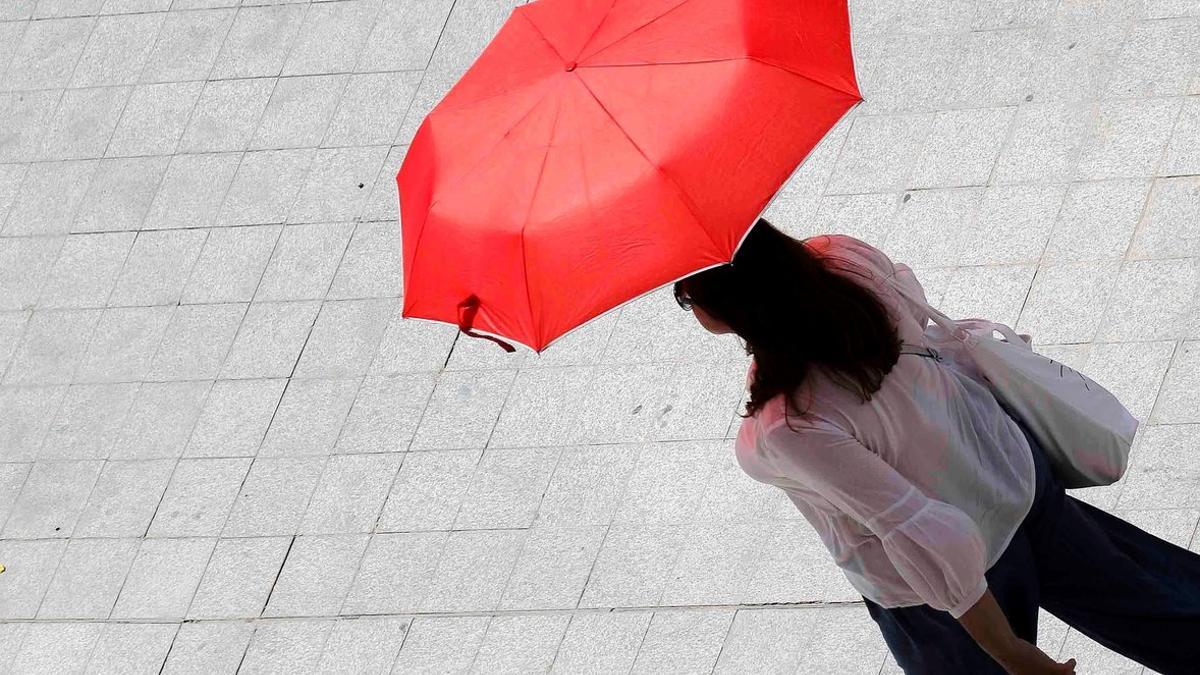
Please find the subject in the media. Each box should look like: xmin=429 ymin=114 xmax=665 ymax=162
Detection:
xmin=862 ymin=407 xmax=1200 ymax=674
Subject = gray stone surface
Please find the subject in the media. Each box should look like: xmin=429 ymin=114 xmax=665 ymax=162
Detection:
xmin=0 ymin=0 xmax=1197 ymax=673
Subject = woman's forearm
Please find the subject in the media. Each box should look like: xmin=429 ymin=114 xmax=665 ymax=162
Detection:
xmin=956 ymin=587 xmax=1020 ymax=664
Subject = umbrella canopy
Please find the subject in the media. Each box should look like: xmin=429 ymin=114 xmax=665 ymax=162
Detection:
xmin=398 ymin=0 xmax=863 ymax=353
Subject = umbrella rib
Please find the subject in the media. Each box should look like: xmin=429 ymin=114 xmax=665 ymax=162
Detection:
xmin=518 ymin=0 xmax=616 ymax=66
xmin=428 ymin=9 xmax=566 ymax=120
xmin=519 ymin=94 xmax=563 ymax=349
xmin=583 ymin=55 xmax=857 ymax=100
xmin=577 ymin=0 xmax=698 ymax=64
xmin=746 ymin=55 xmax=860 ymax=99
xmin=574 ymin=0 xmax=619 ymax=63
xmin=432 ymin=76 xmax=555 ymax=119
xmin=573 ymin=75 xmax=723 ymax=258
xmin=409 ymin=85 xmax=559 ymax=320
xmin=426 ymin=85 xmax=558 ymax=215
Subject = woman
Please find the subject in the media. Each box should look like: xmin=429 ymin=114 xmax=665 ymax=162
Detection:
xmin=674 ymin=218 xmax=1200 ymax=674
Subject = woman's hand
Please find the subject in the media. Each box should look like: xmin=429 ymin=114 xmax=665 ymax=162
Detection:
xmin=998 ymin=638 xmax=1076 ymax=675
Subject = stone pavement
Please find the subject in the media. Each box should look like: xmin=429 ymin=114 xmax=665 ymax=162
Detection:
xmin=0 ymin=0 xmax=1198 ymax=672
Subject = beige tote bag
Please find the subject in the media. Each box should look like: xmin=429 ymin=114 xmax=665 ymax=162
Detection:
xmin=883 ymin=274 xmax=1136 ymax=489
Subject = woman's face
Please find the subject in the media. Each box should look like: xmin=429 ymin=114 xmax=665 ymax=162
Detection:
xmin=692 ymin=303 xmax=734 ymax=335
xmin=677 ymin=281 xmax=734 ymax=335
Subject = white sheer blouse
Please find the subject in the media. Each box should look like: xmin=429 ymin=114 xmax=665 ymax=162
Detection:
xmin=733 ymin=234 xmax=1036 ymax=618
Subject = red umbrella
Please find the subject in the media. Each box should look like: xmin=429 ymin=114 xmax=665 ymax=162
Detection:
xmin=398 ymin=0 xmax=862 ymax=353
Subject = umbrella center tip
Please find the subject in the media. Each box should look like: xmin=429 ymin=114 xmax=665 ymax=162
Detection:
xmin=565 ymin=61 xmax=577 ymax=72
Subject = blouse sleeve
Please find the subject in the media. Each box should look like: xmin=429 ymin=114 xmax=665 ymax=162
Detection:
xmin=761 ymin=417 xmax=990 ymax=618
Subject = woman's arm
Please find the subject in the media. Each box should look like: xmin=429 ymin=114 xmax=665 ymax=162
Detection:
xmin=958 ymin=589 xmax=1076 ymax=673
xmin=956 ymin=588 xmax=1020 ymax=662
xmin=755 ymin=418 xmax=1072 ymax=671
xmin=759 ymin=420 xmax=994 ymax=617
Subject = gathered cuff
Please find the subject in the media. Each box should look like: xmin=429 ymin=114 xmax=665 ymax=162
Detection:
xmin=948 ymin=576 xmax=989 ymax=619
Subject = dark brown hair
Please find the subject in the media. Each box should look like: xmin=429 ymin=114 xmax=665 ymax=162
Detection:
xmin=674 ymin=218 xmax=902 ymax=432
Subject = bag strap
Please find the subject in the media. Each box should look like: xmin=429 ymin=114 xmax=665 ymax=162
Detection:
xmin=877 ymin=272 xmax=967 ymax=342
xmin=879 ymin=272 xmax=1032 ymax=352
xmin=828 ymin=244 xmax=1030 ymax=351
xmin=899 ymin=344 xmax=946 ymax=362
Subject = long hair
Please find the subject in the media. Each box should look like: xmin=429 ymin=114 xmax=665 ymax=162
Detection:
xmin=674 ymin=218 xmax=903 ymax=433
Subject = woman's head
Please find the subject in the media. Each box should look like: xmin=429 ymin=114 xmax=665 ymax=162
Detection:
xmin=673 ymin=218 xmax=902 ymax=430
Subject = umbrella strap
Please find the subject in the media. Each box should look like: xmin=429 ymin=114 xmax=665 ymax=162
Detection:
xmin=457 ymin=295 xmax=516 ymax=353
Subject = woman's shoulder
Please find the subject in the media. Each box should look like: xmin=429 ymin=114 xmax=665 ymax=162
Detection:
xmin=806 ymin=234 xmax=893 ymax=269
xmin=802 ymin=232 xmax=868 ymax=251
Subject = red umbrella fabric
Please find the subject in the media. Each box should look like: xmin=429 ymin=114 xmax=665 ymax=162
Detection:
xmin=398 ymin=0 xmax=862 ymax=353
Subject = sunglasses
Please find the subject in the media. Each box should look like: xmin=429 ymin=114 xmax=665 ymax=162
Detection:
xmin=674 ymin=287 xmax=694 ymax=311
